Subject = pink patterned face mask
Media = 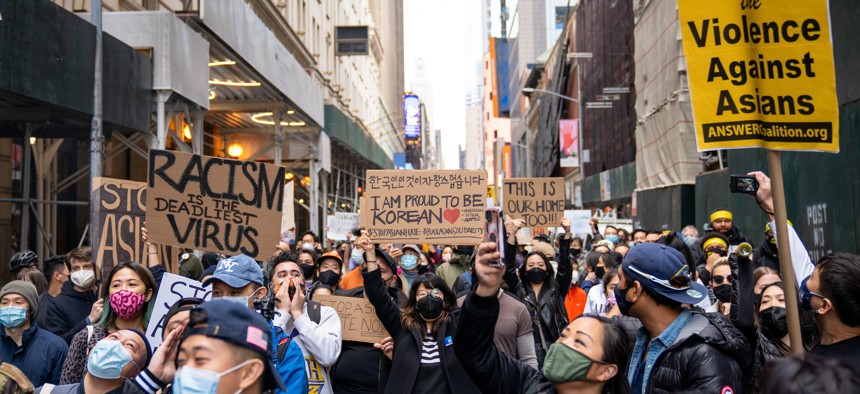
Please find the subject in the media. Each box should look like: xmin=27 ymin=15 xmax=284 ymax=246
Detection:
xmin=109 ymin=290 xmax=146 ymax=320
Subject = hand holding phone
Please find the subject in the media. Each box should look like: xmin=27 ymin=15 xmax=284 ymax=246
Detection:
xmin=730 ymin=175 xmax=759 ymax=194
xmin=485 ymin=207 xmax=505 ymax=267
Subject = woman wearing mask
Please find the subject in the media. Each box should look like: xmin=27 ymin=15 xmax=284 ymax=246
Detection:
xmin=583 ymin=252 xmax=622 ymax=317
xmin=707 ymin=258 xmax=733 ymax=315
xmin=59 ymin=262 xmax=157 ymax=384
xmin=297 ymin=250 xmax=318 ymax=289
xmin=456 ymin=241 xmax=631 ymax=394
xmin=504 ymin=218 xmax=574 ymax=368
xmin=355 ymin=232 xmax=479 ymax=394
xmin=440 ymin=246 xmax=454 ymax=265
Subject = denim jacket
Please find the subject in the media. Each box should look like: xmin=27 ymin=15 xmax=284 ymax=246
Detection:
xmin=628 ymin=309 xmax=693 ymax=394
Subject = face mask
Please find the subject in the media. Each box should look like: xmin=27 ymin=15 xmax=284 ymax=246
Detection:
xmin=799 ymin=278 xmax=814 ymax=311
xmin=706 ymin=249 xmax=728 ymax=258
xmin=401 ymin=254 xmax=418 ymax=270
xmin=109 ymin=290 xmax=146 ymax=320
xmin=614 ymin=283 xmax=634 ymax=316
xmin=351 ymin=249 xmax=364 ymax=264
xmin=605 ymin=234 xmax=619 ymax=244
xmin=173 ymin=360 xmax=252 ymax=394
xmin=318 ymin=270 xmax=340 ymax=287
xmin=684 ymin=235 xmax=697 ymax=247
xmin=300 ymin=264 xmax=315 ymax=280
xmin=542 ymin=342 xmax=606 ymax=384
xmin=441 ymin=254 xmax=452 ymax=263
xmin=274 ymin=282 xmax=297 ymax=302
xmin=417 ymin=295 xmax=444 ymax=321
xmin=606 ymin=293 xmax=617 ymax=306
xmin=71 ymin=269 xmax=96 ymax=288
xmin=713 ymin=284 xmax=732 ymax=303
xmin=0 ymin=306 xmax=28 ymax=328
xmin=594 ymin=267 xmax=606 ymax=280
xmin=417 ymin=264 xmax=430 ymax=275
xmin=87 ymin=340 xmax=135 ymax=379
xmin=526 ymin=268 xmax=547 ymax=284
xmin=759 ymin=306 xmax=789 ymax=339
xmin=220 ymin=287 xmax=262 ymax=308
xmin=571 ymin=248 xmax=582 ymax=256
xmin=302 ymin=242 xmax=315 ymax=251
xmin=571 ymin=271 xmax=580 ymax=283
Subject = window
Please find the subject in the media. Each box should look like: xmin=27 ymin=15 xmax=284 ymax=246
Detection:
xmin=336 ymin=26 xmax=369 ymax=56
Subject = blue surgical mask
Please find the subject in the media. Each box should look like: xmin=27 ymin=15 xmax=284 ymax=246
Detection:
xmin=605 ymin=234 xmax=619 ymax=244
xmin=400 ymin=254 xmax=418 ymax=270
xmin=799 ymin=277 xmax=814 ymax=311
xmin=684 ymin=235 xmax=697 ymax=247
xmin=219 ymin=287 xmax=261 ymax=308
xmin=173 ymin=360 xmax=252 ymax=394
xmin=351 ymin=249 xmax=365 ymax=264
xmin=87 ymin=340 xmax=135 ymax=379
xmin=0 ymin=306 xmax=28 ymax=328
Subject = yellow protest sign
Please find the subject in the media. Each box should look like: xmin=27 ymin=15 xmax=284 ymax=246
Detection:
xmin=678 ymin=0 xmax=838 ymax=152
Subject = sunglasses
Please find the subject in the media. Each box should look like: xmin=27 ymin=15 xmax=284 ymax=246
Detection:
xmin=627 ymin=264 xmax=692 ymax=290
xmin=712 ymin=274 xmax=733 ymax=285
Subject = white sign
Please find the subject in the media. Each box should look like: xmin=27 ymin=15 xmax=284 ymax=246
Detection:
xmin=281 ymin=181 xmax=295 ymax=234
xmin=565 ymin=210 xmax=593 ymax=236
xmin=146 ymin=273 xmax=212 ymax=347
xmin=327 ymin=212 xmax=360 ymax=241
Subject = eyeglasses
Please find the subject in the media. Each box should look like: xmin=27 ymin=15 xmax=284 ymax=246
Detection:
xmin=626 ymin=264 xmax=691 ymax=290
xmin=712 ymin=274 xmax=733 ymax=285
xmin=416 ymin=288 xmax=440 ymax=299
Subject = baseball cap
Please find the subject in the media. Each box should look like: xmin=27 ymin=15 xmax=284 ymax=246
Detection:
xmin=402 ymin=244 xmax=422 ymax=255
xmin=202 ymin=254 xmax=264 ymax=288
xmin=318 ymin=250 xmax=343 ymax=268
xmin=184 ymin=299 xmax=286 ymax=392
xmin=621 ymin=243 xmax=707 ymax=305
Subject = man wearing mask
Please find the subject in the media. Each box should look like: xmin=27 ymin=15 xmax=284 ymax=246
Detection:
xmin=271 ymin=258 xmax=342 ymax=394
xmin=696 ymin=232 xmax=729 ymax=284
xmin=0 ymin=281 xmax=68 ymax=387
xmin=709 ymin=209 xmax=753 ymax=249
xmin=43 ymin=247 xmax=103 ymax=343
xmin=803 ymin=253 xmax=860 ymax=362
xmin=35 ymin=256 xmax=69 ymax=328
xmin=615 ymin=243 xmax=748 ymax=393
xmin=35 ymin=329 xmax=150 ymax=393
xmin=301 ymin=231 xmax=322 ymax=255
xmin=754 ymin=221 xmax=788 ymax=272
xmin=314 ymin=251 xmax=345 ymax=291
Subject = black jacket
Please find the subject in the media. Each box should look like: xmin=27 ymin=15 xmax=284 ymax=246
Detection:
xmin=641 ymin=311 xmax=750 ymax=394
xmin=455 ymin=292 xmax=556 ymax=394
xmin=753 ymin=241 xmax=780 ymax=272
xmin=724 ymin=226 xmax=754 ymax=248
xmin=362 ymin=268 xmax=480 ymax=394
xmin=42 ymin=282 xmax=96 ymax=343
xmin=330 ymin=284 xmax=407 ymax=394
xmin=504 ymin=237 xmax=573 ymax=362
xmin=0 ymin=322 xmax=68 ymax=387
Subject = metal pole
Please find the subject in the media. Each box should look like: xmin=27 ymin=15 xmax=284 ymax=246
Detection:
xmin=309 ymin=160 xmax=319 ymax=235
xmin=577 ymin=60 xmax=585 ymax=182
xmin=767 ymin=150 xmax=803 ymax=356
xmin=89 ymin=0 xmax=104 ymax=252
xmin=273 ymin=109 xmax=283 ymax=165
xmin=21 ymin=126 xmax=33 ymax=250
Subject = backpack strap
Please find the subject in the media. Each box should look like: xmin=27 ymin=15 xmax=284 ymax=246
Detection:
xmin=306 ymin=299 xmax=322 ymax=324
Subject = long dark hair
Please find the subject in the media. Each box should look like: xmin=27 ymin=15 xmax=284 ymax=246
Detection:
xmin=400 ymin=273 xmax=456 ymax=337
xmin=517 ymin=251 xmax=556 ymax=295
xmin=575 ymin=315 xmax=631 ymax=394
xmin=97 ymin=262 xmax=157 ymax=330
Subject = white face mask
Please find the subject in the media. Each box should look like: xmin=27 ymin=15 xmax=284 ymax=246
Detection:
xmin=301 ymin=242 xmax=315 ymax=251
xmin=571 ymin=271 xmax=580 ymax=283
xmin=71 ymin=269 xmax=96 ymax=288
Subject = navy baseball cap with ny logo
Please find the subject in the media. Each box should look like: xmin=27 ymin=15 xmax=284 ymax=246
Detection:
xmin=202 ymin=254 xmax=264 ymax=288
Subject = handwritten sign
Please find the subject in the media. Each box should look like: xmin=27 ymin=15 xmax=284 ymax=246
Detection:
xmin=503 ymin=178 xmax=565 ymax=227
xmin=281 ymin=181 xmax=295 ymax=235
xmin=361 ymin=170 xmax=487 ymax=245
xmin=146 ymin=150 xmax=286 ymax=259
xmin=564 ymin=210 xmax=593 ymax=235
xmin=91 ymin=177 xmax=177 ymax=273
xmin=146 ymin=273 xmax=211 ymax=347
xmin=313 ymin=294 xmax=389 ymax=343
xmin=327 ymin=212 xmax=360 ymax=241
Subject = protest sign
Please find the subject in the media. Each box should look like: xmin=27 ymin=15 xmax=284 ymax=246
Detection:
xmin=281 ymin=181 xmax=295 ymax=235
xmin=503 ymin=178 xmax=565 ymax=227
xmin=678 ymin=0 xmax=839 ymax=152
xmin=564 ymin=210 xmax=593 ymax=235
xmin=146 ymin=150 xmax=286 ymax=259
xmin=327 ymin=212 xmax=360 ymax=241
xmin=91 ymin=177 xmax=177 ymax=273
xmin=361 ymin=170 xmax=487 ymax=245
xmin=146 ymin=273 xmax=211 ymax=347
xmin=313 ymin=294 xmax=389 ymax=343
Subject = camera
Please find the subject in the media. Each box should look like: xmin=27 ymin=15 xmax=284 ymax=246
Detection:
xmin=730 ymin=175 xmax=759 ymax=194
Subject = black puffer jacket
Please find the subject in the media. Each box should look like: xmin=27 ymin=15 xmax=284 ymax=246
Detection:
xmin=641 ymin=311 xmax=750 ymax=393
xmin=503 ymin=237 xmax=573 ymax=365
xmin=753 ymin=241 xmax=780 ymax=272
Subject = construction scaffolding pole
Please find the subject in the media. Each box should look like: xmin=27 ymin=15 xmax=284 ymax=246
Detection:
xmin=89 ymin=0 xmax=104 ymax=251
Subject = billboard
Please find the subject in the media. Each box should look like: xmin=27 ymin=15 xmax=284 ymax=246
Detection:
xmin=560 ymin=119 xmax=579 ymax=168
xmin=404 ymin=94 xmax=421 ymax=141
xmin=490 ymin=38 xmax=511 ymax=116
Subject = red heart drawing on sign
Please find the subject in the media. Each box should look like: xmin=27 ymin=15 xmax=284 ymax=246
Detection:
xmin=443 ymin=209 xmax=460 ymax=224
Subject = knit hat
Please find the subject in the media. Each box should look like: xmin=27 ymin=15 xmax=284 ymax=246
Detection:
xmin=0 ymin=281 xmax=38 ymax=317
xmin=529 ymin=242 xmax=557 ymax=260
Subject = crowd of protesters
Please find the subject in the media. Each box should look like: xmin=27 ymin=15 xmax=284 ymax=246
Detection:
xmin=2 ymin=170 xmax=860 ymax=393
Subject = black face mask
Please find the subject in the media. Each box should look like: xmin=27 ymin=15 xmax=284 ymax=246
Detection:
xmin=526 ymin=268 xmax=548 ymax=284
xmin=713 ymin=284 xmax=732 ymax=303
xmin=759 ymin=306 xmax=788 ymax=339
xmin=417 ymin=295 xmax=444 ymax=321
xmin=594 ymin=267 xmax=606 ymax=280
xmin=417 ymin=263 xmax=430 ymax=275
xmin=318 ymin=270 xmax=340 ymax=286
xmin=300 ymin=264 xmax=315 ymax=280
xmin=571 ymin=248 xmax=582 ymax=256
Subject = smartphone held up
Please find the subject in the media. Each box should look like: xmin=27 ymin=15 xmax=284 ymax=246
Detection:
xmin=730 ymin=174 xmax=759 ymax=194
xmin=485 ymin=207 xmax=505 ymax=267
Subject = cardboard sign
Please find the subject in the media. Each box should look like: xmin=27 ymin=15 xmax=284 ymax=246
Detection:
xmin=91 ymin=177 xmax=177 ymax=273
xmin=313 ymin=294 xmax=389 ymax=343
xmin=146 ymin=150 xmax=286 ymax=259
xmin=361 ymin=170 xmax=487 ymax=245
xmin=564 ymin=210 xmax=593 ymax=235
xmin=280 ymin=181 xmax=295 ymax=235
xmin=146 ymin=273 xmax=211 ymax=347
xmin=503 ymin=178 xmax=565 ymax=227
xmin=327 ymin=212 xmax=360 ymax=241
xmin=678 ymin=0 xmax=839 ymax=152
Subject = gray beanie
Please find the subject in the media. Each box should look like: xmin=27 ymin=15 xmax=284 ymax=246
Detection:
xmin=0 ymin=281 xmax=38 ymax=317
